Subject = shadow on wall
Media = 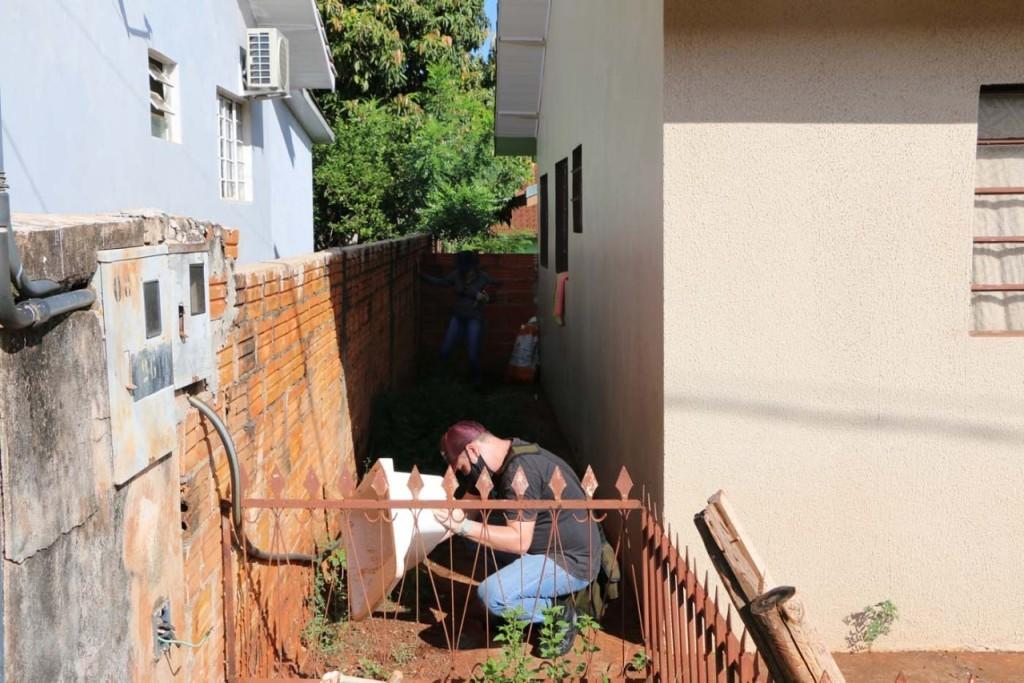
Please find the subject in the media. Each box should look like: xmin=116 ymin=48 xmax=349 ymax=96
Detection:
xmin=666 ymin=387 xmax=1024 ymax=444
xmin=272 ymin=99 xmax=297 ymax=166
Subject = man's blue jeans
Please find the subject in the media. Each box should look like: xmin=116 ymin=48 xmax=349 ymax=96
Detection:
xmin=477 ymin=553 xmax=591 ymax=624
xmin=440 ymin=315 xmax=483 ymax=384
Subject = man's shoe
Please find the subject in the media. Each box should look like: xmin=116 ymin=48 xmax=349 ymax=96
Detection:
xmin=552 ymin=599 xmax=578 ymax=657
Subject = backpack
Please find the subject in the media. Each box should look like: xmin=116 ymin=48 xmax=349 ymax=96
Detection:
xmin=505 ymin=443 xmax=622 ymax=621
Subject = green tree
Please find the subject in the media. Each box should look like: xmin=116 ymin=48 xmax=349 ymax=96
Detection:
xmin=317 ymin=0 xmax=490 ymax=104
xmin=312 ymin=17 xmax=532 ymax=248
xmin=311 ymin=0 xmax=530 ymax=248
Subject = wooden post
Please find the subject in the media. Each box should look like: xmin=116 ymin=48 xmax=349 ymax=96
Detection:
xmin=694 ymin=491 xmax=847 ymax=683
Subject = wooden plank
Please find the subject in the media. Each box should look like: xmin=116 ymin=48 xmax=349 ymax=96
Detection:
xmin=695 ymin=491 xmax=847 ymax=683
xmin=976 ymin=186 xmax=1024 ymax=195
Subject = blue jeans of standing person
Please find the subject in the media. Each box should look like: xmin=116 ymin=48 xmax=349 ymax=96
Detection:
xmin=477 ymin=554 xmax=591 ymax=624
xmin=440 ymin=315 xmax=483 ymax=384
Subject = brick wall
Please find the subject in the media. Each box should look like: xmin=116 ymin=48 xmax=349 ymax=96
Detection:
xmin=492 ymin=197 xmax=539 ymax=235
xmin=419 ymin=253 xmax=538 ymax=377
xmin=178 ymin=233 xmax=428 ymax=681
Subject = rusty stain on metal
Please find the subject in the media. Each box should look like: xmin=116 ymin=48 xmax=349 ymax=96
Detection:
xmin=338 ymin=467 xmax=355 ymax=497
xmin=369 ymin=466 xmax=388 ymax=499
xmin=581 ymin=465 xmax=598 ymax=499
xmin=303 ymin=468 xmax=321 ymax=498
xmin=615 ymin=466 xmax=634 ymax=500
xmin=268 ymin=467 xmax=285 ymax=498
xmin=407 ymin=466 xmax=424 ymax=499
xmin=442 ymin=466 xmax=458 ymax=499
xmin=548 ymin=466 xmax=567 ymax=500
xmin=510 ymin=465 xmax=529 ymax=499
xmin=474 ymin=467 xmax=493 ymax=500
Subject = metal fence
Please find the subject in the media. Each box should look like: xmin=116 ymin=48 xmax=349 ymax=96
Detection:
xmin=223 ymin=462 xmax=771 ymax=682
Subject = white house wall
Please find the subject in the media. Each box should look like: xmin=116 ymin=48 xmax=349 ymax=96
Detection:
xmin=0 ymin=0 xmax=316 ymax=262
xmin=535 ymin=0 xmax=664 ymax=506
xmin=664 ymin=0 xmax=1024 ymax=650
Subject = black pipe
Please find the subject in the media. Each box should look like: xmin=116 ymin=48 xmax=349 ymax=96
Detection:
xmin=187 ymin=396 xmax=317 ymax=565
xmin=0 ymin=173 xmax=94 ymax=329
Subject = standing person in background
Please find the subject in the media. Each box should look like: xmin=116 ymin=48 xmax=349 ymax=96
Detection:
xmin=420 ymin=250 xmax=499 ymax=386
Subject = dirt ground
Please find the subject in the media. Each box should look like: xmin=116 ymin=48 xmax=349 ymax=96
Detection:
xmin=835 ymin=651 xmax=1024 ymax=683
xmin=314 ymin=539 xmax=645 ymax=681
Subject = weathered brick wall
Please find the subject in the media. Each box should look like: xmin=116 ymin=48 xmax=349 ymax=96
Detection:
xmin=178 ymin=234 xmax=428 ymax=681
xmin=419 ymin=253 xmax=537 ymax=376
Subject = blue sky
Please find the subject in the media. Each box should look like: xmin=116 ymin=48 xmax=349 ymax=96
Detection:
xmin=482 ymin=0 xmax=498 ymax=55
xmin=485 ymin=0 xmax=498 ymax=31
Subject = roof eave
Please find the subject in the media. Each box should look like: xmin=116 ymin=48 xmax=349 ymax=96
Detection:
xmin=493 ymin=0 xmax=549 ymax=157
xmin=285 ymin=90 xmax=335 ymax=144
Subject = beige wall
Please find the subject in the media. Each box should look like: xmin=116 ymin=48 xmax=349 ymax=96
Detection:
xmin=664 ymin=0 xmax=1024 ymax=650
xmin=536 ymin=0 xmax=664 ymax=504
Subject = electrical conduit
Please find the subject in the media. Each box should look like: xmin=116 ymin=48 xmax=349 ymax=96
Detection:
xmin=187 ymin=396 xmax=316 ymax=564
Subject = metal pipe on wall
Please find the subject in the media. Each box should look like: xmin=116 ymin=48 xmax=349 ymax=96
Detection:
xmin=187 ymin=396 xmax=317 ymax=565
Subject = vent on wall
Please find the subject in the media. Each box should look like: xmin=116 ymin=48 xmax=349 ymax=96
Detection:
xmin=245 ymin=28 xmax=289 ymax=96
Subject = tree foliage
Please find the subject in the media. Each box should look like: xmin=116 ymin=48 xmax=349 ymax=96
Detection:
xmin=313 ymin=1 xmax=531 ymax=247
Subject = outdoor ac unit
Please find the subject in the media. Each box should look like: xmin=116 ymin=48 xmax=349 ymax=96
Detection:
xmin=245 ymin=28 xmax=289 ymax=96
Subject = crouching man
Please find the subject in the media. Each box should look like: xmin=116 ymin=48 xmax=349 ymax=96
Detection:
xmin=432 ymin=420 xmax=601 ymax=655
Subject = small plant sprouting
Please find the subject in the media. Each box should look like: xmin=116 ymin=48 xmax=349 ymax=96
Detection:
xmin=357 ymin=656 xmax=388 ymax=680
xmin=477 ymin=607 xmax=532 ymax=683
xmin=843 ymin=600 xmax=898 ymax=652
xmin=301 ymin=540 xmax=348 ymax=657
xmin=626 ymin=648 xmax=650 ymax=675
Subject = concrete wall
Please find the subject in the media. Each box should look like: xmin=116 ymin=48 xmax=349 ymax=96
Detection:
xmin=0 ymin=0 xmax=316 ymax=263
xmin=0 ymin=211 xmax=429 ymax=680
xmin=664 ymin=0 xmax=1024 ymax=650
xmin=535 ymin=0 xmax=664 ymax=503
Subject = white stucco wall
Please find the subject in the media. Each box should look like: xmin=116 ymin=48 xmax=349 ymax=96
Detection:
xmin=535 ymin=0 xmax=664 ymax=503
xmin=0 ymin=0 xmax=316 ymax=263
xmin=664 ymin=0 xmax=1024 ymax=650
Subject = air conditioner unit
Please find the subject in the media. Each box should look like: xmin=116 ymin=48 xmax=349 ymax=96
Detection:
xmin=245 ymin=28 xmax=289 ymax=96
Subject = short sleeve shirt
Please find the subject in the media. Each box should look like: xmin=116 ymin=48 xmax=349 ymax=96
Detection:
xmin=495 ymin=440 xmax=602 ymax=581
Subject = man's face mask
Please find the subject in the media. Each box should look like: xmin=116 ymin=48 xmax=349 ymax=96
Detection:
xmin=466 ymin=449 xmax=492 ymax=483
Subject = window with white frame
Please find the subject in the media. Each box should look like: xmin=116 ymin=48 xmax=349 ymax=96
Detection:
xmin=218 ymin=94 xmax=250 ymax=200
xmin=149 ymin=52 xmax=179 ymax=142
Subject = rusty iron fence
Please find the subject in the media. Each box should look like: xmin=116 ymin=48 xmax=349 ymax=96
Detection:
xmin=641 ymin=500 xmax=772 ymax=682
xmin=222 ymin=461 xmax=771 ymax=682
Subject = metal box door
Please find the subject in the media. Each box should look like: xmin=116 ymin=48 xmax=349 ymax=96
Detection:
xmin=169 ymin=249 xmax=213 ymax=389
xmin=98 ymin=245 xmax=177 ymax=485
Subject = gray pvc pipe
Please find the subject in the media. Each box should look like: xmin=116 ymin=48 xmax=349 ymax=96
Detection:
xmin=0 ymin=182 xmax=93 ymax=329
xmin=187 ymin=396 xmax=316 ymax=565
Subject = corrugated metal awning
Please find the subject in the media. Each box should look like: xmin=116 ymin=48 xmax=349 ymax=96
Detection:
xmin=247 ymin=0 xmax=336 ymax=90
xmin=494 ymin=0 xmax=549 ymax=156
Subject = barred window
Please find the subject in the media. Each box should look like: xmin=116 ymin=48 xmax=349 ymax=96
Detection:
xmin=218 ymin=94 xmax=250 ymax=201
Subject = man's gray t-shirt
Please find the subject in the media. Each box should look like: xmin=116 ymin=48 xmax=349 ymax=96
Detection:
xmin=495 ymin=440 xmax=601 ymax=582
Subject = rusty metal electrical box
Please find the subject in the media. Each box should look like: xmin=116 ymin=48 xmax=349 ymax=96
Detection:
xmin=168 ymin=247 xmax=212 ymax=389
xmin=98 ymin=245 xmax=177 ymax=485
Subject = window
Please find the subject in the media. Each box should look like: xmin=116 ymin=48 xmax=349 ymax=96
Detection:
xmin=971 ymin=85 xmax=1024 ymax=334
xmin=571 ymin=145 xmax=583 ymax=233
xmin=555 ymin=158 xmax=569 ymax=273
xmin=143 ymin=280 xmax=162 ymax=338
xmin=218 ymin=94 xmax=250 ymax=200
xmin=148 ymin=52 xmax=179 ymax=142
xmin=539 ymin=173 xmax=549 ymax=268
xmin=189 ymin=263 xmax=206 ymax=316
